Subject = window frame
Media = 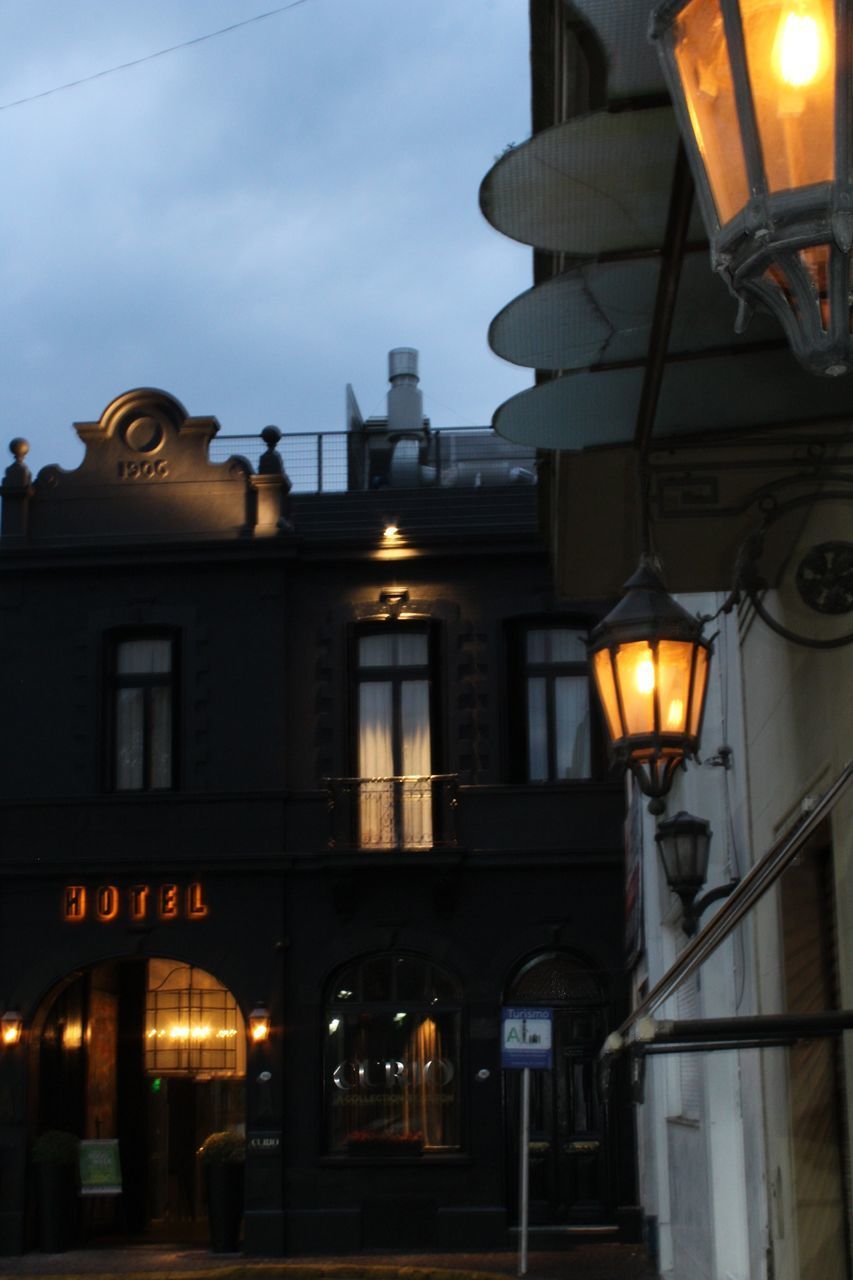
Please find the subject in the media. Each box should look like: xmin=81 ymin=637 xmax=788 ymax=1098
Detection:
xmin=322 ymin=951 xmax=464 ymax=1158
xmin=105 ymin=628 xmax=179 ymax=793
xmin=348 ymin=620 xmax=441 ymax=778
xmin=507 ymin=617 xmax=602 ymax=784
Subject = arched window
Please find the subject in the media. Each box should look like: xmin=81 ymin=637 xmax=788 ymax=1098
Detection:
xmin=508 ymin=950 xmax=603 ymax=1006
xmin=325 ymin=953 xmax=461 ymax=1154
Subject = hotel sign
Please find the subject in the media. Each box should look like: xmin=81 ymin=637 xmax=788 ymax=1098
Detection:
xmin=63 ymin=881 xmax=208 ymax=922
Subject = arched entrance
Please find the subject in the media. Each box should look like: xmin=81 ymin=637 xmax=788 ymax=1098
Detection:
xmin=32 ymin=957 xmax=246 ymax=1242
xmin=504 ymin=950 xmax=610 ymax=1229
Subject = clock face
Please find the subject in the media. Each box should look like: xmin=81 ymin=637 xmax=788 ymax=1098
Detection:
xmin=795 ymin=541 xmax=853 ymax=616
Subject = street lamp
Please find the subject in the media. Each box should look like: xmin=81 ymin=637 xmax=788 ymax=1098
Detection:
xmin=589 ymin=559 xmax=711 ymax=812
xmin=651 ymin=0 xmax=852 ymax=375
xmin=655 ymin=810 xmax=738 ymax=935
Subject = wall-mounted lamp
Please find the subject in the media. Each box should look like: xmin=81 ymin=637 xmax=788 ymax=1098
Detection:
xmin=379 ymin=588 xmax=409 ymax=618
xmin=655 ymin=810 xmax=738 ymax=936
xmin=248 ymin=1005 xmax=270 ymax=1043
xmin=589 ymin=558 xmax=712 ymax=812
xmin=1 ymin=1009 xmax=23 ymax=1046
xmin=383 ymin=524 xmax=399 ymax=540
xmin=652 ymin=0 xmax=851 ymax=376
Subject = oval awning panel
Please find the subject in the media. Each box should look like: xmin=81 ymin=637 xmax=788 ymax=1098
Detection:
xmin=488 ymin=253 xmax=784 ymax=372
xmin=493 ymin=371 xmax=643 ymax=450
xmin=479 ymin=107 xmax=704 ymax=254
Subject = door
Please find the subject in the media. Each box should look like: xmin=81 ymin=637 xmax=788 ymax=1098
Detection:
xmin=506 ymin=1008 xmax=608 ymax=1225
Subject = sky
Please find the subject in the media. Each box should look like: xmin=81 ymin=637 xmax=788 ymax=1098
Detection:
xmin=0 ymin=0 xmax=533 ymax=475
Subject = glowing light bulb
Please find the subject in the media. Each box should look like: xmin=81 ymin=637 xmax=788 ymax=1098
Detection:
xmin=666 ymin=699 xmax=685 ymax=730
xmin=773 ymin=6 xmax=828 ymax=88
xmin=635 ymin=656 xmax=656 ymax=695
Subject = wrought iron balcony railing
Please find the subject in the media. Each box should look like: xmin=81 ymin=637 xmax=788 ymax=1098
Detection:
xmin=325 ymin=775 xmax=459 ymax=851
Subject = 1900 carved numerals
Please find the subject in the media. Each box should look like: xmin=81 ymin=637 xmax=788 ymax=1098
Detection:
xmin=117 ymin=459 xmax=169 ymax=479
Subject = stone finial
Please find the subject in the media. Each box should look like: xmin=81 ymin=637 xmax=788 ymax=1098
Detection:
xmin=258 ymin=425 xmax=285 ymax=477
xmin=4 ymin=438 xmax=31 ymax=488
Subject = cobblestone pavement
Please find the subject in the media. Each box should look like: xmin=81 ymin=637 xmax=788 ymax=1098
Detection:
xmin=0 ymin=1243 xmax=656 ymax=1279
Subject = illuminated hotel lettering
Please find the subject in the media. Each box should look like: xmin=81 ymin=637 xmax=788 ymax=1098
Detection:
xmin=332 ymin=1058 xmax=455 ymax=1090
xmin=63 ymin=881 xmax=208 ymax=922
xmin=65 ymin=885 xmax=86 ymax=920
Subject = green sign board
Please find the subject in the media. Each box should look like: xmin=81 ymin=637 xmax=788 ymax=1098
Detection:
xmin=79 ymin=1139 xmax=122 ymax=1196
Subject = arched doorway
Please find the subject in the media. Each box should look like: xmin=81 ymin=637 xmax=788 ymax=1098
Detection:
xmin=32 ymin=957 xmax=246 ymax=1242
xmin=504 ymin=950 xmax=610 ymax=1229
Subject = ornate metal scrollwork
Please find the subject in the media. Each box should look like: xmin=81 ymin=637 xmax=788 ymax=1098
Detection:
xmin=734 ymin=494 xmax=853 ymax=650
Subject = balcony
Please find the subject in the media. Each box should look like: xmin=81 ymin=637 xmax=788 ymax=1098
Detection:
xmin=325 ymin=775 xmax=459 ymax=852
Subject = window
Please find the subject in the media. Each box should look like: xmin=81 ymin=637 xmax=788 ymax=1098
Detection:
xmin=355 ymin=627 xmax=434 ymax=848
xmin=325 ymin=953 xmax=461 ymax=1154
xmin=109 ymin=634 xmax=176 ymax=791
xmin=523 ymin=627 xmax=591 ymax=781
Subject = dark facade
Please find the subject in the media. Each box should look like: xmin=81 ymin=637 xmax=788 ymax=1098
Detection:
xmin=0 ymin=370 xmax=635 ymax=1255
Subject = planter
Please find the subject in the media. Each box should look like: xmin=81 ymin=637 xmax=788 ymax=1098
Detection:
xmin=205 ymin=1161 xmax=244 ymax=1253
xmin=35 ymin=1163 xmax=77 ymax=1253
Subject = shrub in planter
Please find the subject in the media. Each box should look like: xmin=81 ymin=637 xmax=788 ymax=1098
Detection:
xmin=198 ymin=1130 xmax=245 ymax=1253
xmin=32 ymin=1130 xmax=79 ymax=1253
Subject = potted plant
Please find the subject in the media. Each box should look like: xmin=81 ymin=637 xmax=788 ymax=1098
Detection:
xmin=345 ymin=1129 xmax=424 ymax=1157
xmin=198 ymin=1130 xmax=245 ymax=1252
xmin=31 ymin=1130 xmax=79 ymax=1253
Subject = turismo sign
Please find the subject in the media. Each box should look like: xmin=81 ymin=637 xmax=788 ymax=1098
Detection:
xmin=501 ymin=1006 xmax=553 ymax=1070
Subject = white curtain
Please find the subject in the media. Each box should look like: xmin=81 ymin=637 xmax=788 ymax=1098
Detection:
xmin=400 ymin=681 xmax=432 ymax=849
xmin=554 ymin=675 xmax=590 ymax=779
xmin=358 ymin=676 xmax=432 ymax=849
xmin=358 ymin=682 xmax=394 ymax=847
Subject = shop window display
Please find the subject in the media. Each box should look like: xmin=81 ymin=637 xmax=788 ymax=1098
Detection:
xmin=326 ymin=953 xmax=461 ymax=1153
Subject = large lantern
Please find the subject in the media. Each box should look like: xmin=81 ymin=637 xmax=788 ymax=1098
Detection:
xmin=589 ymin=559 xmax=711 ymax=810
xmin=651 ymin=0 xmax=852 ymax=375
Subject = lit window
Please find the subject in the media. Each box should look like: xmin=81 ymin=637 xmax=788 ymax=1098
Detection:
xmin=523 ymin=627 xmax=591 ymax=781
xmin=325 ymin=954 xmax=461 ymax=1154
xmin=110 ymin=635 xmax=176 ymax=791
xmin=356 ymin=628 xmax=434 ymax=848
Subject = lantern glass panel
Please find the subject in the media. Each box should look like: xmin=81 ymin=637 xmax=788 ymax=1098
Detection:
xmin=741 ymin=0 xmax=835 ymax=191
xmin=613 ymin=641 xmax=657 ymax=735
xmin=688 ymin=645 xmax=710 ymax=736
xmin=656 ymin=639 xmax=696 ymax=734
xmin=674 ymin=0 xmax=751 ymax=224
xmin=800 ymin=244 xmax=831 ymax=329
xmin=592 ymin=649 xmax=623 ymax=742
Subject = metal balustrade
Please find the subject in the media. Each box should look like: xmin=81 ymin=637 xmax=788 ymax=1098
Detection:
xmin=325 ymin=774 xmax=459 ymax=851
xmin=209 ymin=428 xmax=536 ymax=494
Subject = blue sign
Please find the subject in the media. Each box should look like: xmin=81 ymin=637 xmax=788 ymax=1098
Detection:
xmin=501 ymin=1006 xmax=553 ymax=1070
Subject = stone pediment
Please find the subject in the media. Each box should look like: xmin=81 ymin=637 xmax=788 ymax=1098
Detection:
xmin=1 ymin=389 xmax=290 ymax=544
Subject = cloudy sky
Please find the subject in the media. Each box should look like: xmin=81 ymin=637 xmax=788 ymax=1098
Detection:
xmin=0 ymin=0 xmax=533 ymax=475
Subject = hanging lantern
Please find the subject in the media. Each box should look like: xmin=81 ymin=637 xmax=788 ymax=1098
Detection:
xmin=589 ymin=559 xmax=711 ymax=810
xmin=651 ymin=0 xmax=852 ymax=375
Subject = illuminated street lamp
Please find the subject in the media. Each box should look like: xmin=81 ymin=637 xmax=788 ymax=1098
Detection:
xmin=589 ymin=559 xmax=711 ymax=811
xmin=652 ymin=0 xmax=852 ymax=375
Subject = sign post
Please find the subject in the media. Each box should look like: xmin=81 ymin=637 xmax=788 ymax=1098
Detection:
xmin=501 ymin=1007 xmax=552 ymax=1278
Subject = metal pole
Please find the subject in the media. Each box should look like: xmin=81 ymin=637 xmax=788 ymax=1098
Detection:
xmin=518 ymin=1066 xmax=530 ymax=1277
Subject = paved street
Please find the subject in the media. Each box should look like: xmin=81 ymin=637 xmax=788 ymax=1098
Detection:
xmin=0 ymin=1244 xmax=656 ymax=1280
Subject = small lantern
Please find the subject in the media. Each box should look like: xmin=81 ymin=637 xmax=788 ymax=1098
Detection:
xmin=655 ymin=810 xmax=737 ymax=934
xmin=1 ymin=1009 xmax=23 ymax=1046
xmin=651 ymin=0 xmax=852 ymax=375
xmin=249 ymin=1005 xmax=270 ymax=1043
xmin=588 ymin=559 xmax=711 ymax=810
